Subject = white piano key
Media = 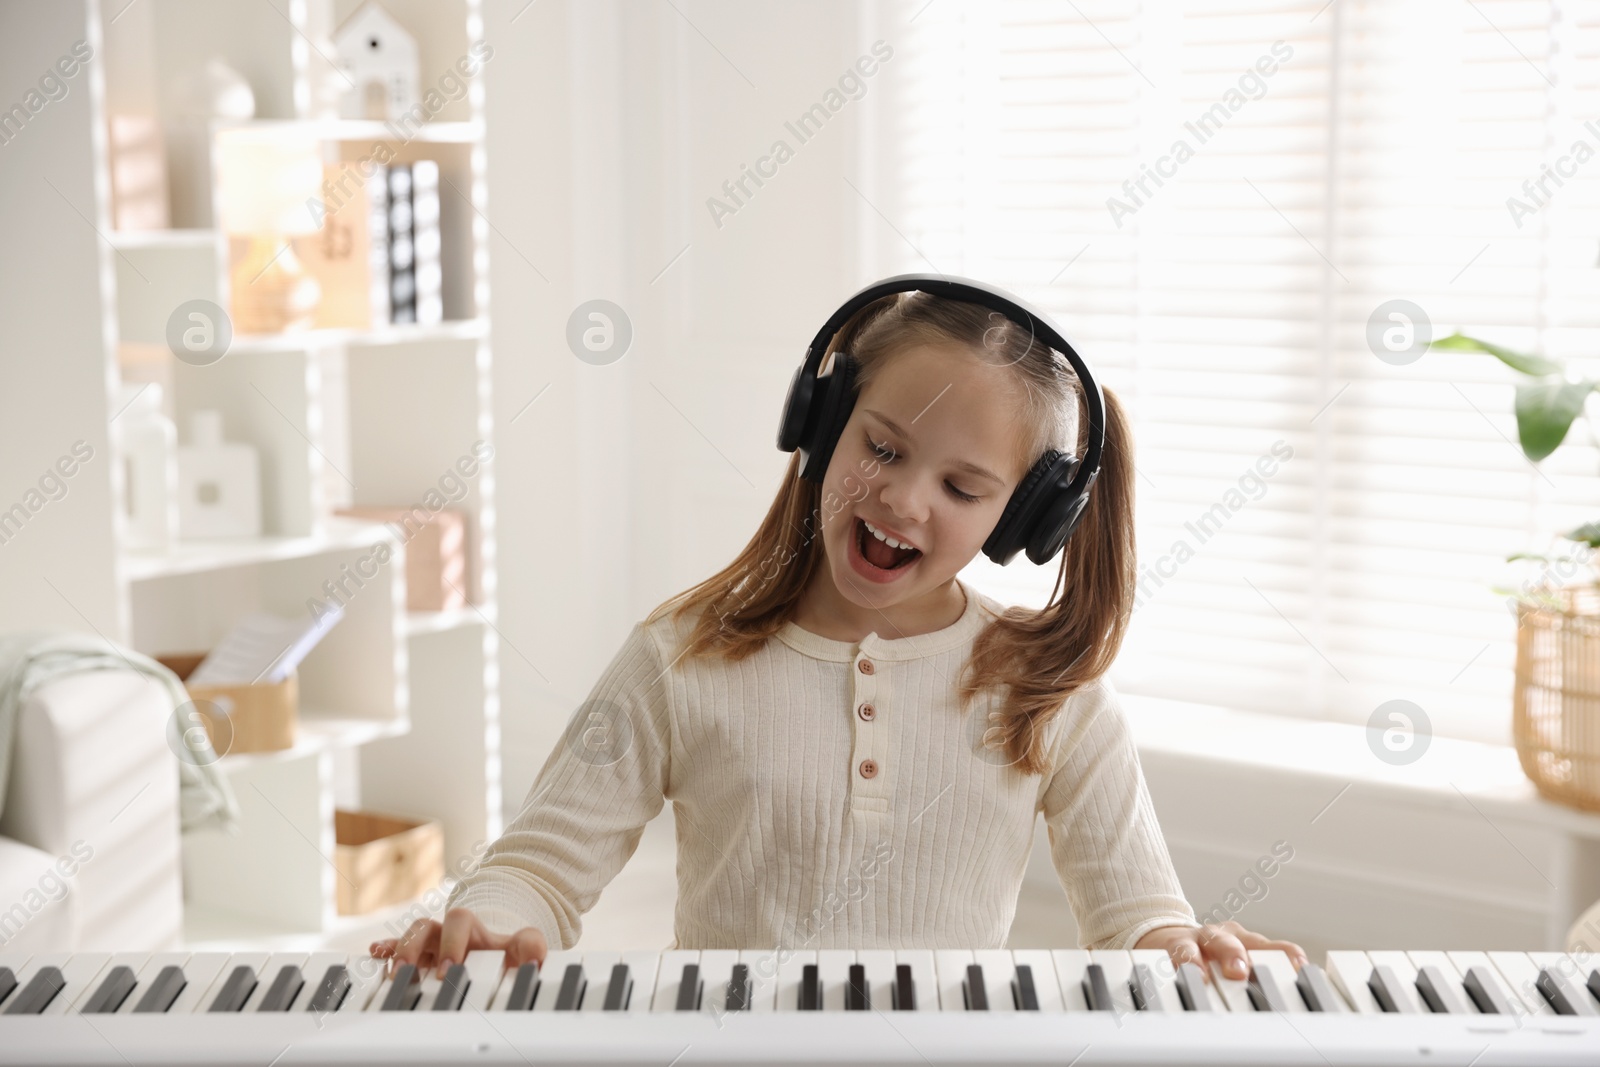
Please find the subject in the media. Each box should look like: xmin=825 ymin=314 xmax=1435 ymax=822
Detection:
xmin=1130 ymin=949 xmax=1185 ymax=1012
xmin=1405 ymin=951 xmax=1469 ymax=1015
xmin=1529 ymin=952 xmax=1599 ymax=1016
xmin=578 ymin=951 xmax=621 ymax=1013
xmin=414 ymin=962 xmax=447 ymax=1013
xmin=530 ymin=950 xmax=582 ymax=1012
xmin=895 ymin=950 xmax=939 ymax=1012
xmin=242 ymin=953 xmax=308 ymax=1011
xmin=1488 ymin=952 xmax=1556 ymax=1017
xmin=933 ymin=950 xmax=974 ymax=1011
xmin=1050 ymin=949 xmax=1092 ymax=1011
xmin=1010 ymin=949 xmax=1064 ymax=1011
xmin=296 ymin=953 xmax=354 ymax=1012
xmin=650 ymin=950 xmax=701 ymax=1012
xmin=1365 ymin=951 xmax=1423 ymax=1013
xmin=161 ymin=953 xmax=229 ymax=1014
xmin=4 ymin=953 xmax=76 ymax=1015
xmin=1088 ymin=951 xmax=1137 ymax=1014
xmin=1325 ymin=951 xmax=1382 ymax=1014
xmin=1248 ymin=950 xmax=1306 ymax=1012
xmin=337 ymin=956 xmax=389 ymax=1013
xmin=737 ymin=949 xmax=780 ymax=1012
xmin=67 ymin=952 xmax=144 ymax=1014
xmin=460 ymin=950 xmax=507 ymax=1012
xmin=1446 ymin=951 xmax=1526 ymax=1017
xmin=971 ymin=950 xmax=1016 ymax=1012
xmin=775 ymin=950 xmax=816 ymax=1012
xmin=197 ymin=952 xmax=270 ymax=1013
xmin=816 ymin=950 xmax=853 ymax=1011
xmin=1174 ymin=961 xmax=1227 ymax=1012
xmin=854 ymin=950 xmax=897 ymax=1013
xmin=619 ymin=950 xmax=664 ymax=1015
xmin=39 ymin=953 xmax=111 ymax=1015
xmin=1205 ymin=959 xmax=1254 ymax=1012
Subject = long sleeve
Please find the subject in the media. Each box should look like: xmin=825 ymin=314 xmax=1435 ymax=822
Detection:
xmin=1038 ymin=675 xmax=1198 ymax=950
xmin=444 ymin=621 xmax=673 ymax=947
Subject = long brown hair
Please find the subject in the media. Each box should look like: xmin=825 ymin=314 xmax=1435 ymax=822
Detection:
xmin=645 ymin=290 xmax=1137 ymax=775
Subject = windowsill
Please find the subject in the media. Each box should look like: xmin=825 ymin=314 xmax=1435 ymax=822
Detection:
xmin=1120 ymin=693 xmax=1600 ymax=839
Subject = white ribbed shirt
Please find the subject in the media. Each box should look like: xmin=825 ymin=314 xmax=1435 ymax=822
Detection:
xmin=445 ymin=579 xmax=1198 ymax=951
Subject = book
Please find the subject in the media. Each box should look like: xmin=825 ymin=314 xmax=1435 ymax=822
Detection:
xmin=411 ymin=159 xmax=442 ymax=325
xmin=186 ymin=607 xmax=344 ymax=688
xmin=387 ymin=164 xmax=416 ymax=324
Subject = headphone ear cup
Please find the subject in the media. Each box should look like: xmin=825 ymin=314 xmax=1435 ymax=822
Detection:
xmin=984 ymin=451 xmax=1061 ymax=564
xmin=800 ymin=353 xmax=858 ymax=483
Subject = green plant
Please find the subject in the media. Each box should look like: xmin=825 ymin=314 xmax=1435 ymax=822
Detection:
xmin=1431 ymin=333 xmax=1600 ymax=605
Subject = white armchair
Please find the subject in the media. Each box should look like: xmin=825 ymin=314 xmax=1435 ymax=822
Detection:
xmin=0 ymin=669 xmax=183 ymax=954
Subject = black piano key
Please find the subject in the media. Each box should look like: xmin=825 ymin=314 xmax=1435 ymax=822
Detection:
xmin=306 ymin=965 xmax=350 ymax=1014
xmin=1588 ymin=969 xmax=1600 ymax=1009
xmin=1247 ymin=965 xmax=1290 ymax=1012
xmin=84 ymin=965 xmax=138 ymax=1014
xmin=799 ymin=964 xmax=821 ymax=1011
xmin=1415 ymin=965 xmax=1465 ymax=1014
xmin=208 ymin=965 xmax=258 ymax=1013
xmin=1083 ymin=964 xmax=1114 ymax=1011
xmin=503 ymin=963 xmax=540 ymax=1011
xmin=1368 ymin=965 xmax=1414 ymax=1013
xmin=844 ymin=963 xmax=869 ymax=1011
xmin=1130 ymin=964 xmax=1164 ymax=1011
xmin=380 ymin=964 xmax=421 ymax=1011
xmin=725 ymin=963 xmax=751 ymax=1012
xmin=256 ymin=965 xmax=304 ymax=1012
xmin=1462 ymin=966 xmax=1511 ymax=1015
xmin=433 ymin=964 xmax=470 ymax=1011
xmin=1012 ymin=964 xmax=1039 ymax=1011
xmin=0 ymin=966 xmax=15 ymax=1009
xmin=1175 ymin=963 xmax=1210 ymax=1011
xmin=554 ymin=963 xmax=586 ymax=1011
xmin=1537 ymin=968 xmax=1598 ymax=1016
xmin=2 ymin=967 xmax=66 ymax=1015
xmin=674 ymin=964 xmax=702 ymax=1011
xmin=132 ymin=965 xmax=187 ymax=1014
xmin=963 ymin=964 xmax=988 ymax=1011
xmin=892 ymin=963 xmax=916 ymax=1011
xmin=1296 ymin=963 xmax=1343 ymax=1013
xmin=602 ymin=964 xmax=632 ymax=1011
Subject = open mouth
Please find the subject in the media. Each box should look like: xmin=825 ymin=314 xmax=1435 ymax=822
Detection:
xmin=855 ymin=516 xmax=922 ymax=571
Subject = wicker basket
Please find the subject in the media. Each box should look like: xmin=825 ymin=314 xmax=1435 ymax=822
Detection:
xmin=1514 ymin=584 xmax=1600 ymax=811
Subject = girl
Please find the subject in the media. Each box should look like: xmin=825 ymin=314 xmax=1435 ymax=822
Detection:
xmin=374 ymin=283 xmax=1307 ymax=988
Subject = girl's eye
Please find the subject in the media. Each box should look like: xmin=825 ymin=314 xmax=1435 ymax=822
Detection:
xmin=868 ymin=435 xmax=981 ymax=503
xmin=946 ymin=482 xmax=979 ymax=503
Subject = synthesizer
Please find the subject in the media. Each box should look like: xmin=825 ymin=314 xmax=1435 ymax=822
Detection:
xmin=1 ymin=945 xmax=1597 ymax=1065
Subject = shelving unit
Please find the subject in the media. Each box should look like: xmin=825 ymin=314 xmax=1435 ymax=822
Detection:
xmin=95 ymin=0 xmax=502 ymax=943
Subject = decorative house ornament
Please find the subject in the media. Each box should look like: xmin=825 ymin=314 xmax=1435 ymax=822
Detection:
xmin=333 ymin=3 xmax=420 ymax=123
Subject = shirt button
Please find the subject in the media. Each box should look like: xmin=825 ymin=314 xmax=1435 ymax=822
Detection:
xmin=858 ymin=658 xmax=875 ymax=675
xmin=859 ymin=758 xmax=878 ymax=779
xmin=858 ymin=702 xmax=876 ymax=722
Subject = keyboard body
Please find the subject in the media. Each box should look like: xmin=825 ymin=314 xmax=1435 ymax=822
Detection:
xmin=2 ymin=946 xmax=1597 ymax=1066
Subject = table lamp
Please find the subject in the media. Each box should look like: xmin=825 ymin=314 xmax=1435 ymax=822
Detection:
xmin=216 ymin=131 xmax=324 ymax=334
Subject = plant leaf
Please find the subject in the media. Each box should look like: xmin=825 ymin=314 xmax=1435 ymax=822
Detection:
xmin=1430 ymin=332 xmax=1564 ymax=377
xmin=1513 ymin=380 xmax=1595 ymax=461
xmin=1563 ymin=522 xmax=1600 ymax=548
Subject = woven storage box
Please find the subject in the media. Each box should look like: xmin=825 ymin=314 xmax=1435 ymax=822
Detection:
xmin=1514 ymin=585 xmax=1600 ymax=811
xmin=156 ymin=651 xmax=298 ymax=756
xmin=334 ymin=808 xmax=444 ymax=916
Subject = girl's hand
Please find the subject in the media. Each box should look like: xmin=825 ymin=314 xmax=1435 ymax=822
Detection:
xmin=1134 ymin=920 xmax=1308 ymax=981
xmin=370 ymin=907 xmax=549 ymax=978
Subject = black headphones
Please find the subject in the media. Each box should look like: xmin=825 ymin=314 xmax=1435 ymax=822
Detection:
xmin=777 ymin=274 xmax=1105 ymax=567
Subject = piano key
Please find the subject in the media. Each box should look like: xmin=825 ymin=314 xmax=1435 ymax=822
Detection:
xmin=196 ymin=953 xmax=268 ymax=1013
xmin=306 ymin=964 xmax=353 ymax=1014
xmin=335 ymin=957 xmax=389 ymax=1014
xmin=1050 ymin=950 xmax=1092 ymax=1012
xmin=737 ymin=950 xmax=780 ymax=1012
xmin=1247 ymin=951 xmax=1304 ymax=1013
xmin=83 ymin=965 xmax=140 ymax=1013
xmin=1415 ymin=965 xmax=1470 ymax=1015
xmin=675 ymin=964 xmax=703 ymax=1011
xmin=962 ymin=964 xmax=988 ymax=1011
xmin=0 ymin=964 xmax=17 ymax=1009
xmin=1205 ymin=959 xmax=1254 ymax=1013
xmin=1083 ymin=964 xmax=1115 ymax=1012
xmin=379 ymin=964 xmax=423 ymax=1011
xmin=1530 ymin=953 xmax=1600 ymax=1016
xmin=1130 ymin=950 xmax=1185 ymax=1012
xmin=296 ymin=953 xmax=352 ymax=1012
xmin=896 ymin=950 xmax=939 ymax=1012
xmin=240 ymin=955 xmax=306 ymax=1011
xmin=934 ymin=951 xmax=973 ymax=1012
xmin=12 ymin=953 xmax=108 ymax=1017
xmin=1588 ymin=967 xmax=1600 ymax=1009
xmin=1013 ymin=964 xmax=1040 ymax=1011
xmin=595 ymin=964 xmax=629 ymax=1012
xmin=816 ymin=951 xmax=853 ymax=1012
xmin=432 ymin=964 xmax=470 ymax=1011
xmin=846 ymin=963 xmax=870 ymax=1010
xmin=972 ymin=950 xmax=1016 ymax=1013
xmin=1461 ymin=965 xmax=1514 ymax=1015
xmin=1487 ymin=952 xmax=1558 ymax=1016
xmin=256 ymin=965 xmax=305 ymax=1012
xmin=1325 ymin=951 xmax=1382 ymax=1014
xmin=1535 ymin=967 xmax=1597 ymax=1016
xmin=458 ymin=951 xmax=506 ymax=1013
xmin=578 ymin=952 xmax=621 ymax=1014
xmin=1369 ymin=966 xmax=1421 ymax=1014
xmin=650 ymin=951 xmax=701 ymax=1013
xmin=159 ymin=953 xmax=225 ymax=1014
xmin=773 ymin=951 xmax=815 ymax=1012
xmin=893 ymin=963 xmax=917 ymax=1011
xmin=799 ymin=964 xmax=822 ymax=1011
xmin=1366 ymin=952 xmax=1423 ymax=1013
xmin=3 ymin=966 xmax=66 ymax=1014
xmin=1088 ymin=951 xmax=1137 ymax=1014
xmin=1175 ymin=962 xmax=1214 ymax=1011
xmin=553 ymin=963 xmax=587 ymax=1010
xmin=1129 ymin=964 xmax=1164 ymax=1012
xmin=132 ymin=965 xmax=187 ymax=1014
xmin=855 ymin=950 xmax=897 ymax=1013
xmin=498 ymin=963 xmax=540 ymax=1011
xmin=620 ymin=951 xmax=666 ymax=1016
xmin=1295 ymin=963 xmax=1346 ymax=1013
xmin=726 ymin=963 xmax=752 ymax=1012
xmin=1010 ymin=950 xmax=1064 ymax=1012
xmin=526 ymin=950 xmax=579 ymax=1012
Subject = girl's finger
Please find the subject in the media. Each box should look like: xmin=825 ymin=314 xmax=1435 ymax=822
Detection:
xmin=1232 ymin=928 xmax=1310 ymax=970
xmin=1197 ymin=928 xmax=1250 ymax=979
xmin=436 ymin=908 xmax=488 ymax=978
xmin=503 ymin=928 xmax=549 ymax=971
xmin=369 ymin=938 xmax=396 ymax=958
xmin=393 ymin=918 xmax=442 ymax=968
xmin=1164 ymin=936 xmax=1204 ymax=970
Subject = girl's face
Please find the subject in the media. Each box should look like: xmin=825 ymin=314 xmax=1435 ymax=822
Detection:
xmin=818 ymin=342 xmax=1034 ymax=613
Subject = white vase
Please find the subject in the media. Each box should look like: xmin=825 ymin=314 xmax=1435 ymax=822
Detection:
xmin=115 ymin=383 xmax=177 ymax=551
xmin=177 ymin=410 xmax=261 ymax=539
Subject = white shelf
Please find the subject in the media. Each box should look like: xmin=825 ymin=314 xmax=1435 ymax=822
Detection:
xmin=213 ymin=715 xmax=410 ymax=770
xmin=406 ymin=605 xmax=490 ymax=636
xmin=120 ymin=518 xmax=398 ymax=582
xmin=217 ymin=118 xmax=483 ymax=144
xmin=107 ymin=229 xmax=220 ymax=250
xmin=228 ymin=318 xmax=488 ymax=355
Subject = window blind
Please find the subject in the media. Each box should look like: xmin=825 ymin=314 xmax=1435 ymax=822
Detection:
xmin=868 ymin=0 xmax=1600 ymax=744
